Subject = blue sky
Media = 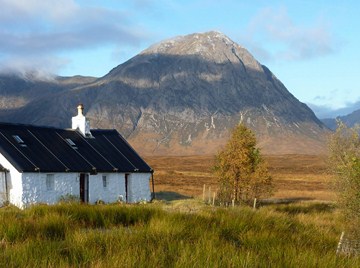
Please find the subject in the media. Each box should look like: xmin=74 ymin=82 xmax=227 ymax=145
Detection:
xmin=0 ymin=0 xmax=359 ymax=118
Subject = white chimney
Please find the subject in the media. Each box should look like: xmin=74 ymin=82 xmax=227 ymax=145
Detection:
xmin=72 ymin=104 xmax=91 ymax=137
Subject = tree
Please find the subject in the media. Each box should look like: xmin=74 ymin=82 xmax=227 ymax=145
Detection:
xmin=328 ymin=121 xmax=360 ymax=235
xmin=213 ymin=124 xmax=273 ymax=205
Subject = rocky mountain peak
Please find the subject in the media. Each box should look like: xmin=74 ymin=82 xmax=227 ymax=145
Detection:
xmin=143 ymin=31 xmax=235 ymax=54
xmin=104 ymin=31 xmax=265 ymax=89
xmin=140 ymin=31 xmax=260 ymax=69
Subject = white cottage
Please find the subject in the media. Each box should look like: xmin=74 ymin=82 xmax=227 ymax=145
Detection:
xmin=0 ymin=104 xmax=154 ymax=208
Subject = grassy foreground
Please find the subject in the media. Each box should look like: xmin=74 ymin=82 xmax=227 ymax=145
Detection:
xmin=0 ymin=201 xmax=359 ymax=267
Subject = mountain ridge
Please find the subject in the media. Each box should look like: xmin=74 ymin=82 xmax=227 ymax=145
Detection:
xmin=0 ymin=31 xmax=329 ymax=155
xmin=322 ymin=108 xmax=360 ymax=130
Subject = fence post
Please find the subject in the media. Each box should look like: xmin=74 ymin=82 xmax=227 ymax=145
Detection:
xmin=253 ymin=198 xmax=257 ymax=209
xmin=232 ymin=199 xmax=235 ymax=207
xmin=203 ymin=184 xmax=206 ymax=201
xmin=212 ymin=192 xmax=216 ymax=206
xmin=208 ymin=187 xmax=211 ymax=203
xmin=336 ymin=231 xmax=345 ymax=255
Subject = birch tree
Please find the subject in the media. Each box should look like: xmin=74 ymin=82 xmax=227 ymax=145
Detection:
xmin=328 ymin=121 xmax=360 ymax=235
xmin=214 ymin=124 xmax=273 ymax=205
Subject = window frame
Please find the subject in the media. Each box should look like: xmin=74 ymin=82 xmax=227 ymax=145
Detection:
xmin=102 ymin=175 xmax=108 ymax=188
xmin=46 ymin=174 xmax=55 ymax=191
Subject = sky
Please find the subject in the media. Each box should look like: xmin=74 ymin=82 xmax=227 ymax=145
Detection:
xmin=0 ymin=0 xmax=359 ymax=118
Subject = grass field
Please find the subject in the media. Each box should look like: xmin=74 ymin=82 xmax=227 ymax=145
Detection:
xmin=145 ymin=154 xmax=335 ymax=202
xmin=1 ymin=154 xmax=358 ymax=267
xmin=1 ymin=202 xmax=359 ymax=267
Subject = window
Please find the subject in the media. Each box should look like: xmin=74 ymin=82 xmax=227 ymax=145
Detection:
xmin=102 ymin=175 xmax=107 ymax=188
xmin=12 ymin=135 xmax=27 ymax=147
xmin=65 ymin=138 xmax=78 ymax=149
xmin=13 ymin=135 xmax=24 ymax=143
xmin=65 ymin=138 xmax=75 ymax=146
xmin=46 ymin=174 xmax=54 ymax=191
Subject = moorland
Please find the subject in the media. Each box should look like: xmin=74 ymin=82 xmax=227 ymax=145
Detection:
xmin=1 ymin=154 xmax=359 ymax=267
xmin=145 ymin=154 xmax=334 ymax=202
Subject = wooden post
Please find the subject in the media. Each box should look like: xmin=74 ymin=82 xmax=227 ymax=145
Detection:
xmin=208 ymin=187 xmax=211 ymax=203
xmin=232 ymin=199 xmax=235 ymax=207
xmin=253 ymin=198 xmax=257 ymax=209
xmin=203 ymin=184 xmax=206 ymax=201
xmin=212 ymin=192 xmax=216 ymax=206
xmin=336 ymin=231 xmax=345 ymax=255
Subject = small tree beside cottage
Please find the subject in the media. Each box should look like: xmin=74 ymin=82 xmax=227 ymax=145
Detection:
xmin=213 ymin=124 xmax=273 ymax=205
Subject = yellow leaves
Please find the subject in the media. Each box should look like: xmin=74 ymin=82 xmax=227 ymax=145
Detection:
xmin=328 ymin=121 xmax=360 ymax=234
xmin=213 ymin=124 xmax=273 ymax=204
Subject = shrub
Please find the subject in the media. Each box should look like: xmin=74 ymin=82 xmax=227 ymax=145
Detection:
xmin=58 ymin=194 xmax=80 ymax=204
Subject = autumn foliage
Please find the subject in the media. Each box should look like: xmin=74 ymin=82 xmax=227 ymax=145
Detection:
xmin=328 ymin=121 xmax=360 ymax=235
xmin=213 ymin=124 xmax=273 ymax=205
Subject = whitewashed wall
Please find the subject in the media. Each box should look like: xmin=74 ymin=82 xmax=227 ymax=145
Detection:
xmin=0 ymin=172 xmax=7 ymax=204
xmin=88 ymin=173 xmax=126 ymax=203
xmin=0 ymin=152 xmax=153 ymax=208
xmin=21 ymin=173 xmax=79 ymax=208
xmin=88 ymin=173 xmax=152 ymax=203
xmin=127 ymin=173 xmax=152 ymax=202
xmin=20 ymin=172 xmax=151 ymax=207
xmin=0 ymin=152 xmax=23 ymax=207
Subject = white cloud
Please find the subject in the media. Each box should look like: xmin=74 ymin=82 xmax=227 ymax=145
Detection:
xmin=242 ymin=7 xmax=338 ymax=62
xmin=0 ymin=0 xmax=148 ymax=75
xmin=308 ymin=100 xmax=360 ymax=119
xmin=0 ymin=55 xmax=69 ymax=79
xmin=0 ymin=0 xmax=79 ymax=26
xmin=311 ymin=88 xmax=358 ymax=110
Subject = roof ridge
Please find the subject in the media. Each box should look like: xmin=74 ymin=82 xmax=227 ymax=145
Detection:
xmin=0 ymin=122 xmax=120 ymax=133
xmin=0 ymin=121 xmax=66 ymax=131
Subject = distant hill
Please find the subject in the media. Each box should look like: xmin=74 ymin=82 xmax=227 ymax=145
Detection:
xmin=322 ymin=108 xmax=360 ymax=130
xmin=0 ymin=73 xmax=97 ymax=127
xmin=0 ymin=31 xmax=329 ymax=155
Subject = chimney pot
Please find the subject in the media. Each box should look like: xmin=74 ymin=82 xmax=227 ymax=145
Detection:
xmin=72 ymin=103 xmax=92 ymax=137
xmin=77 ymin=104 xmax=84 ymax=115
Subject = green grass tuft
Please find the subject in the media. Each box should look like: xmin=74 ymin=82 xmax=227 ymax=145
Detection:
xmin=0 ymin=202 xmax=359 ymax=267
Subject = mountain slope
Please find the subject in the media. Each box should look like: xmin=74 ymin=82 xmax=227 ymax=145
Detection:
xmin=322 ymin=108 xmax=360 ymax=130
xmin=0 ymin=73 xmax=97 ymax=127
xmin=0 ymin=31 xmax=328 ymax=155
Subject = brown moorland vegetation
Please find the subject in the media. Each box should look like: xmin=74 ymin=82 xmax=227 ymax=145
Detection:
xmin=145 ymin=154 xmax=334 ymax=202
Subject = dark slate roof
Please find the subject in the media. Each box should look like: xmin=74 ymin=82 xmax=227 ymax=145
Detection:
xmin=0 ymin=123 xmax=152 ymax=173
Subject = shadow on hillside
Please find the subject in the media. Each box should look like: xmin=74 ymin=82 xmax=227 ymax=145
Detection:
xmin=155 ymin=191 xmax=192 ymax=201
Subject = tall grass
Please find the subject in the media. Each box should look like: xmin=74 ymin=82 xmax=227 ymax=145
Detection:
xmin=0 ymin=202 xmax=359 ymax=267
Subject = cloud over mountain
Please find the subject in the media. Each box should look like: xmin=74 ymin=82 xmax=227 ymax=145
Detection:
xmin=0 ymin=0 xmax=147 ymax=75
xmin=241 ymin=7 xmax=338 ymax=62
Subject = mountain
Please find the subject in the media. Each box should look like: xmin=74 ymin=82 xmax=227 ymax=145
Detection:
xmin=322 ymin=108 xmax=360 ymax=130
xmin=0 ymin=31 xmax=329 ymax=155
xmin=0 ymin=73 xmax=97 ymax=127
